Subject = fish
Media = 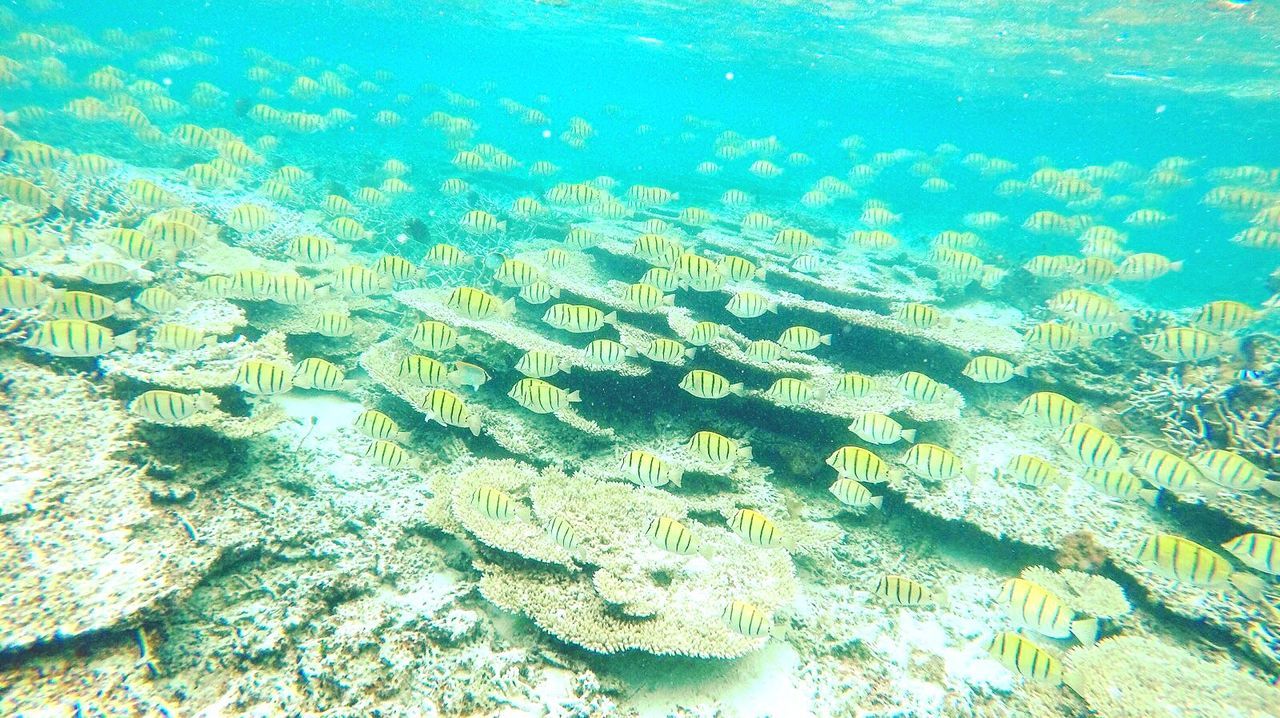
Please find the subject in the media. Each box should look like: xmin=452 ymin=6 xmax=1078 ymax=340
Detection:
xmin=542 ymin=303 xmax=616 ymax=333
xmin=421 ymin=388 xmax=481 ymax=435
xmin=134 ymin=287 xmax=180 ymax=314
xmin=777 ymin=326 xmax=830 ymax=351
xmin=986 ymin=632 xmax=1062 ymax=684
xmin=1134 ymin=533 xmax=1264 ymax=600
xmin=129 ymin=390 xmax=216 ymax=424
xmin=679 ymin=369 xmax=744 ymax=399
xmin=515 ymin=350 xmax=568 ymax=378
xmin=619 ymin=450 xmax=683 ymax=488
xmin=835 ymin=372 xmax=875 ymax=398
xmin=544 ymin=516 xmax=579 ymax=551
xmin=291 ymin=358 xmax=347 ymax=391
xmin=353 ymin=409 xmax=411 ymax=442
xmin=685 ymin=430 xmax=751 ymax=464
xmin=1189 ymin=449 xmax=1280 ymax=495
xmin=900 ymin=443 xmax=971 ymax=482
xmin=25 ymin=320 xmax=137 ymax=357
xmin=622 ymin=282 xmax=673 ymax=311
xmin=408 ymin=320 xmax=459 ymax=352
xmin=962 ymin=356 xmax=1027 ymax=383
xmin=470 ymin=486 xmax=529 ymax=521
xmin=46 ymin=290 xmax=131 ymax=321
xmin=896 ymin=303 xmax=943 ymax=329
xmin=999 ymin=454 xmax=1068 ymax=489
xmin=1221 ymin=533 xmax=1280 ymax=576
xmin=849 ymin=412 xmax=916 ymax=444
xmin=686 ymin=321 xmax=722 ymax=346
xmin=764 ymin=377 xmax=818 ymax=406
xmin=366 ymin=439 xmax=419 ymax=470
xmin=726 ymin=291 xmax=777 ymax=319
xmin=448 ymin=287 xmax=514 ymax=320
xmin=828 ymin=478 xmax=883 ymax=509
xmin=448 ymin=361 xmax=490 ymax=390
xmin=895 ymin=371 xmax=945 ymax=403
xmin=872 ymin=575 xmax=935 ymax=606
xmin=1142 ymin=327 xmax=1236 ymax=362
xmin=646 ymin=516 xmax=709 ymax=557
xmin=0 ymin=276 xmax=51 ymax=309
xmin=1017 ymin=391 xmax=1087 ymax=428
xmin=234 ymin=359 xmax=293 ymax=395
xmin=722 ymin=600 xmax=775 ymax=638
xmin=1079 ymin=468 xmax=1159 ymax=506
xmin=1060 ymin=423 xmax=1123 ymax=468
xmin=398 ymin=354 xmax=450 ymax=387
xmin=728 ymin=508 xmax=792 ymax=549
xmin=641 ymin=337 xmax=695 ymax=364
xmin=996 ymin=578 xmax=1098 ymax=644
xmin=584 ymin=339 xmax=633 ymax=366
xmin=1129 ymin=448 xmax=1219 ymax=495
xmin=519 ymin=281 xmax=560 ymax=305
xmin=508 ymin=377 xmax=581 ymax=413
xmin=154 ymin=324 xmax=216 ymax=351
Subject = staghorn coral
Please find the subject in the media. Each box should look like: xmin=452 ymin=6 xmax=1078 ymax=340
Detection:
xmin=101 ymin=330 xmax=293 ymax=391
xmin=1020 ymin=565 xmax=1132 ymax=620
xmin=1064 ymin=635 xmax=1279 ymax=718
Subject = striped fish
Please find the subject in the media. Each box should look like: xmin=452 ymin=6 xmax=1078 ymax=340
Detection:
xmin=997 ymin=578 xmax=1098 ymax=644
xmin=25 ymin=320 xmax=137 ymax=357
xmin=1222 ymin=533 xmax=1280 ymax=577
xmin=542 ymin=303 xmax=615 ymax=333
xmin=81 ymin=261 xmax=132 ymax=285
xmin=778 ymin=325 xmax=830 ymax=351
xmin=896 ymin=371 xmax=944 ymax=402
xmin=685 ymin=430 xmax=750 ymax=464
xmin=828 ymin=478 xmax=882 ymax=509
xmin=642 ymin=337 xmax=694 ymax=364
xmin=687 ymin=321 xmax=722 ymax=346
xmin=470 ymin=486 xmax=527 ymax=521
xmin=333 ymin=264 xmax=389 ymax=297
xmin=366 ymin=440 xmax=418 ymax=470
xmin=353 ymin=409 xmax=410 ymax=442
xmin=129 ymin=390 xmax=215 ymax=424
xmin=134 ymin=287 xmax=179 ymax=313
xmin=962 ymin=356 xmax=1026 ymax=384
xmin=1134 ymin=533 xmax=1264 ymax=600
xmin=722 ymin=600 xmax=774 ymax=638
xmin=0 ymin=276 xmax=51 ymax=309
xmin=622 ymin=282 xmax=673 ymax=311
xmin=448 ymin=286 xmax=513 ymax=321
xmin=999 ymin=454 xmax=1067 ymax=489
xmin=825 ymin=446 xmax=900 ymax=483
xmin=518 ymin=281 xmax=560 ymax=305
xmin=293 ymin=358 xmax=347 ymax=391
xmin=1130 ymin=448 xmax=1218 ymax=495
xmin=584 ymin=339 xmax=632 ymax=367
xmin=872 ymin=575 xmax=933 ymax=606
xmin=398 ymin=354 xmax=450 ymax=387
xmin=234 ymin=360 xmax=293 ymax=395
xmin=836 ymin=372 xmax=875 ymax=398
xmin=986 ymin=632 xmax=1062 ymax=684
xmin=154 ymin=324 xmax=215 ymax=351
xmin=421 ymin=388 xmax=482 ymax=436
xmin=619 ymin=450 xmax=683 ymax=488
xmin=544 ymin=516 xmax=579 ymax=551
xmin=725 ymin=291 xmax=776 ymax=319
xmin=408 ymin=320 xmax=458 ymax=352
xmin=1060 ymin=423 xmax=1123 ymax=468
xmin=728 ymin=508 xmax=791 ymax=549
xmin=1017 ymin=392 xmax=1086 ymax=428
xmin=675 ymin=252 xmax=726 ymax=292
xmin=509 ymin=378 xmax=580 ymax=414
xmin=288 ymin=234 xmax=337 ymax=264
xmin=314 ymin=312 xmax=354 ymax=337
xmin=849 ymin=412 xmax=915 ymax=445
xmin=47 ymin=290 xmax=130 ymax=321
xmin=746 ymin=340 xmax=782 ymax=363
xmin=448 ymin=361 xmax=490 ymax=390
xmin=426 ymin=243 xmax=475 ymax=265
xmin=1192 ymin=300 xmax=1260 ymax=333
xmin=1079 ymin=468 xmax=1158 ymax=506
xmin=268 ymin=273 xmax=317 ymax=305
xmin=901 ymin=443 xmax=970 ymax=482
xmin=515 ymin=350 xmax=566 ymax=378
xmin=1190 ymin=449 xmax=1280 ymax=495
xmin=896 ymin=303 xmax=942 ymax=329
xmin=765 ymin=377 xmax=817 ymax=406
xmin=679 ymin=369 xmax=743 ymax=399
xmin=646 ymin=516 xmax=707 ymax=556
xmin=1142 ymin=327 xmax=1234 ymax=362
xmin=493 ymin=258 xmax=542 ymax=288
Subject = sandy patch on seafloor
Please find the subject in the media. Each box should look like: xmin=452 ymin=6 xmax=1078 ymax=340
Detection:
xmin=275 ymin=391 xmax=366 ymax=440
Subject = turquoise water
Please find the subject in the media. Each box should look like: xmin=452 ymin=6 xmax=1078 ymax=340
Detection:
xmin=3 ymin=1 xmax=1280 ymax=716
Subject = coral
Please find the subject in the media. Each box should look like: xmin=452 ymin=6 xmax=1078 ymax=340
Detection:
xmin=438 ymin=460 xmax=797 ymax=657
xmin=1064 ymin=635 xmax=1280 ymax=718
xmin=101 ymin=330 xmax=293 ymax=390
xmin=0 ymin=359 xmax=207 ymax=653
xmin=1019 ymin=565 xmax=1132 ymax=620
xmin=1054 ymin=531 xmax=1110 ymax=573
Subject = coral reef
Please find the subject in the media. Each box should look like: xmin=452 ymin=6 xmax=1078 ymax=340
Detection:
xmin=1065 ymin=635 xmax=1279 ymax=718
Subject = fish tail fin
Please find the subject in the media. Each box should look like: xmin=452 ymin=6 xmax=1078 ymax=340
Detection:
xmin=604 ymin=311 xmax=618 ymax=325
xmin=756 ymin=267 xmax=767 ymax=280
xmin=1012 ymin=364 xmax=1029 ymax=377
xmin=739 ymin=444 xmax=753 ymax=461
xmin=729 ymin=382 xmax=745 ymax=396
xmin=498 ymin=220 xmax=507 ymax=232
xmin=900 ymin=428 xmax=917 ymax=442
xmin=397 ymin=430 xmax=413 ymax=442
xmin=550 ymin=287 xmax=561 ymax=298
xmin=114 ymin=297 xmax=133 ymax=313
xmin=501 ymin=297 xmax=516 ymax=316
xmin=1116 ymin=312 xmax=1136 ymax=333
xmin=1070 ymin=618 xmax=1099 ymax=645
xmin=114 ymin=330 xmax=138 ymax=352
xmin=869 ymin=495 xmax=884 ymax=510
xmin=467 ymin=415 xmax=482 ymax=437
xmin=1260 ymin=478 xmax=1280 ymax=499
xmin=195 ymin=393 xmax=219 ymax=412
xmin=766 ymin=303 xmax=778 ymax=314
xmin=1230 ymin=572 xmax=1266 ymax=602
xmin=669 ymin=469 xmax=683 ymax=488
xmin=662 ymin=294 xmax=674 ymax=306
xmin=567 ymin=390 xmax=581 ymax=403
xmin=1170 ymin=260 xmax=1184 ymax=272
xmin=820 ymin=334 xmax=832 ymax=345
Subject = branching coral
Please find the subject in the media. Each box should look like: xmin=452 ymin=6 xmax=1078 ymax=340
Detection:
xmin=101 ymin=330 xmax=293 ymax=390
xmin=1020 ymin=565 xmax=1131 ymax=620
